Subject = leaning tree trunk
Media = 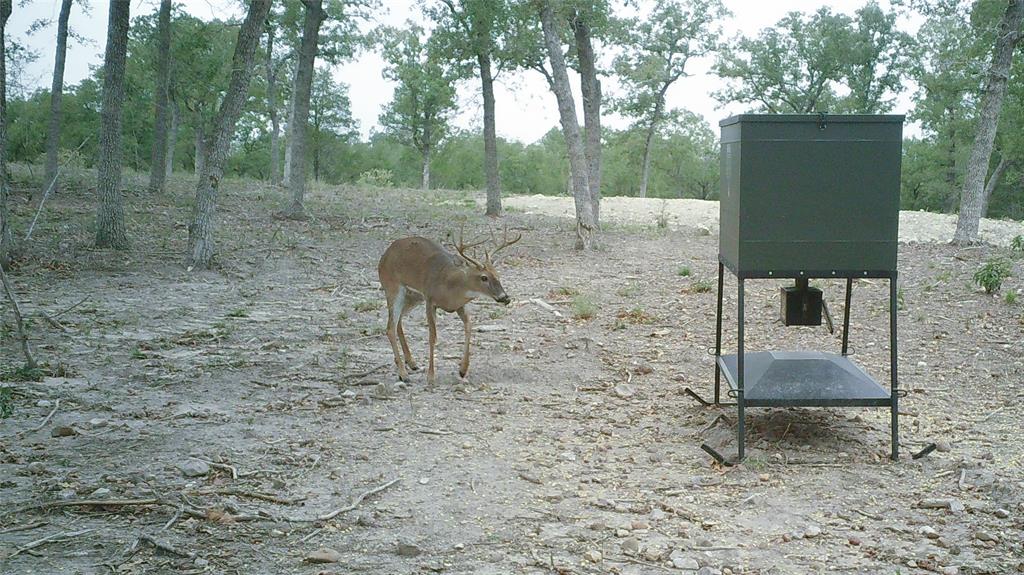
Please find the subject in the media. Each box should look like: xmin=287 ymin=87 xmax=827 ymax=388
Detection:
xmin=265 ymin=24 xmax=281 ymax=185
xmin=193 ymin=108 xmax=205 ymax=176
xmin=479 ymin=54 xmax=501 ymax=216
xmin=187 ymin=0 xmax=272 ymax=268
xmin=0 ymin=0 xmax=12 ymax=267
xmin=421 ymin=143 xmax=431 ymax=191
xmin=43 ymin=0 xmax=72 ymax=196
xmin=981 ymin=155 xmax=1010 ymax=217
xmin=541 ymin=0 xmax=594 ymax=249
xmin=572 ymin=12 xmax=601 ymax=227
xmin=283 ymin=0 xmax=324 ymax=219
xmin=638 ymin=90 xmax=668 ymax=199
xmin=165 ymin=97 xmax=179 ymax=178
xmin=147 ymin=0 xmax=172 ymax=194
xmin=953 ymin=0 xmax=1024 ymax=245
xmin=94 ymin=0 xmax=130 ymax=249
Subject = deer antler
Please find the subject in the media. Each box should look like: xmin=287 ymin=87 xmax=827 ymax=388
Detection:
xmin=454 ymin=225 xmax=488 ymax=269
xmin=485 ymin=226 xmax=523 ymax=264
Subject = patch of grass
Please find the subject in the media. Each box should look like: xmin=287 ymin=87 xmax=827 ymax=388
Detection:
xmin=572 ymin=294 xmax=598 ymax=320
xmin=616 ymin=282 xmax=640 ymax=297
xmin=0 ymin=387 xmax=14 ymax=419
xmin=897 ymin=288 xmax=906 ymax=311
xmin=1005 ymin=291 xmax=1018 ymax=305
xmin=354 ymin=299 xmax=382 ymax=312
xmin=226 ymin=307 xmax=250 ymax=318
xmin=677 ymin=265 xmax=691 ymax=277
xmin=550 ymin=286 xmax=580 ymax=298
xmin=130 ymin=346 xmax=148 ymax=360
xmin=690 ymin=279 xmax=713 ymax=293
xmin=1011 ymin=234 xmax=1023 ymax=255
xmin=617 ymin=307 xmax=657 ymax=325
xmin=0 ymin=364 xmax=46 ymax=382
xmin=656 ymin=201 xmax=669 ymax=229
xmin=488 ymin=307 xmax=507 ymax=320
xmin=973 ymin=258 xmax=1012 ymax=295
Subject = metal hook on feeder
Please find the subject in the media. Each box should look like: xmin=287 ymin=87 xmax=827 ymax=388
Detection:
xmin=817 ymin=111 xmax=828 ymax=130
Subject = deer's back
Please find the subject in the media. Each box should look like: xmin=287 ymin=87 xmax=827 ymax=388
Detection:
xmin=378 ymin=237 xmax=456 ymax=290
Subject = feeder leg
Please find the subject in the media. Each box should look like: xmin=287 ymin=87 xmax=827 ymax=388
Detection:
xmin=842 ymin=278 xmax=853 ymax=356
xmin=889 ymin=275 xmax=899 ymax=461
xmin=737 ymin=278 xmax=746 ymax=462
xmin=714 ymin=261 xmax=725 ymax=404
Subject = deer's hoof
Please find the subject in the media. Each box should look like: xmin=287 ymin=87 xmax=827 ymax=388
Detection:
xmin=407 ymin=363 xmax=420 ymax=372
xmin=398 ymin=372 xmax=410 ymax=383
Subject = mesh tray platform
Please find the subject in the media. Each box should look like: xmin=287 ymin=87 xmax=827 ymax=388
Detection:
xmin=717 ymin=351 xmax=891 ymax=407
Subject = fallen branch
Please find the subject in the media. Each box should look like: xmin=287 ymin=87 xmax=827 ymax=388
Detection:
xmin=51 ymin=296 xmax=88 ymax=319
xmin=25 ymin=137 xmax=92 ymax=242
xmin=0 ymin=521 xmax=48 ymax=535
xmin=18 ymin=399 xmax=60 ymax=437
xmin=344 ymin=363 xmax=388 ymax=380
xmin=308 ymin=478 xmax=400 ymax=522
xmin=0 ymin=265 xmax=38 ymax=370
xmin=6 ymin=528 xmax=96 ymax=559
xmin=6 ymin=498 xmax=161 ymax=517
xmin=137 ymin=534 xmax=195 ymax=558
xmin=191 ymin=488 xmax=305 ymax=506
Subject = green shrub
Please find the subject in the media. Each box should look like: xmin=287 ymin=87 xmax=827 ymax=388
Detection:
xmin=677 ymin=265 xmax=692 ymax=277
xmin=572 ymin=294 xmax=598 ymax=320
xmin=973 ymin=258 xmax=1012 ymax=295
xmin=356 ymin=168 xmax=394 ymax=187
xmin=1011 ymin=235 xmax=1024 ymax=255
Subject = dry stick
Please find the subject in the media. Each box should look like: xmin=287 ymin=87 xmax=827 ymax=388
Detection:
xmin=137 ymin=534 xmax=195 ymax=558
xmin=6 ymin=498 xmax=162 ymax=517
xmin=0 ymin=266 xmax=38 ymax=370
xmin=6 ymin=528 xmax=97 ymax=559
xmin=314 ymin=478 xmax=400 ymax=522
xmin=51 ymin=296 xmax=88 ymax=319
xmin=18 ymin=399 xmax=60 ymax=437
xmin=0 ymin=521 xmax=48 ymax=534
xmin=191 ymin=488 xmax=304 ymax=506
xmin=25 ymin=137 xmax=93 ymax=241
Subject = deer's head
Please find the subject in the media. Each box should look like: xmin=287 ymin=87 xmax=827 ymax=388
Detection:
xmin=455 ymin=227 xmax=522 ymax=305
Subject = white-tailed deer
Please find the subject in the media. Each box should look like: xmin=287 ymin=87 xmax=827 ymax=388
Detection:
xmin=377 ymin=228 xmax=521 ymax=385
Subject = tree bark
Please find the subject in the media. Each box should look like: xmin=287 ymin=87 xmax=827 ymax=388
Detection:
xmin=193 ymin=108 xmax=205 ymax=177
xmin=981 ymin=154 xmax=1010 ymax=217
xmin=952 ymin=0 xmax=1024 ymax=244
xmin=94 ymin=0 xmax=130 ymax=249
xmin=572 ymin=11 xmax=601 ymax=226
xmin=479 ymin=54 xmax=501 ymax=216
xmin=0 ymin=0 xmax=13 ymax=267
xmin=187 ymin=1 xmax=272 ymax=268
xmin=147 ymin=0 xmax=171 ymax=194
xmin=283 ymin=87 xmax=294 ymax=183
xmin=541 ymin=0 xmax=594 ymax=249
xmin=422 ymin=143 xmax=431 ymax=190
xmin=283 ymin=0 xmax=324 ymax=219
xmin=265 ymin=24 xmax=281 ymax=185
xmin=165 ymin=96 xmax=179 ymax=178
xmin=43 ymin=0 xmax=72 ymax=196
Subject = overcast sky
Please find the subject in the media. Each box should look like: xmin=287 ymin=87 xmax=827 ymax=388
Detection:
xmin=9 ymin=0 xmax=918 ymax=143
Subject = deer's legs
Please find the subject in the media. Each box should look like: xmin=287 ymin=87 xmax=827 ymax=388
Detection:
xmin=426 ymin=300 xmax=438 ymax=386
xmin=385 ymin=286 xmax=409 ymax=382
xmin=397 ymin=289 xmax=422 ymax=371
xmin=456 ymin=306 xmax=471 ymax=380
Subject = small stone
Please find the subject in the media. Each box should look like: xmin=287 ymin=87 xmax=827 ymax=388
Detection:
xmin=36 ymin=400 xmax=53 ymax=408
xmin=304 ymin=548 xmax=342 ymax=563
xmin=920 ymin=526 xmax=939 ymax=539
xmin=588 ymin=520 xmax=606 ymax=531
xmin=620 ymin=537 xmax=640 ymax=555
xmin=88 ymin=418 xmax=108 ymax=428
xmin=340 ymin=389 xmax=357 ymax=398
xmin=462 ymin=442 xmax=473 ymax=449
xmin=781 ymin=533 xmax=792 ymax=542
xmin=848 ymin=536 xmax=861 ymax=546
xmin=993 ymin=508 xmax=1010 ymax=519
xmin=804 ymin=525 xmax=821 ymax=538
xmin=650 ymin=508 xmax=667 ymax=521
xmin=942 ymin=567 xmax=959 ymax=575
xmin=25 ymin=462 xmax=48 ymax=475
xmin=418 ymin=477 xmax=430 ymax=485
xmin=613 ymin=384 xmax=636 ymax=399
xmin=631 ymin=520 xmax=650 ymax=530
xmin=559 ymin=451 xmax=577 ymax=462
xmin=696 ymin=567 xmax=722 ymax=575
xmin=396 ymin=541 xmax=422 ymax=557
xmin=178 ymin=458 xmax=210 ymax=478
xmin=935 ymin=441 xmax=951 ymax=453
xmin=270 ymin=529 xmax=285 ymax=537
xmin=583 ymin=550 xmax=602 ymax=563
xmin=91 ymin=487 xmax=111 ymax=498
xmin=193 ymin=558 xmax=209 ymax=568
xmin=974 ymin=531 xmax=997 ymax=543
xmin=615 ymin=528 xmax=631 ymax=537
xmin=453 ymin=543 xmax=465 ymax=551
xmin=949 ymin=499 xmax=965 ymax=514
xmin=51 ymin=426 xmax=78 ymax=437
xmin=58 ymin=488 xmax=76 ymax=500
xmin=669 ymin=550 xmax=700 ymax=570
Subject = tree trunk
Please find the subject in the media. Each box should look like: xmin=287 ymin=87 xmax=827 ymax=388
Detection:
xmin=187 ymin=1 xmax=272 ymax=268
xmin=282 ymin=62 xmax=297 ymax=185
xmin=572 ymin=12 xmax=601 ymax=226
xmin=165 ymin=96 xmax=179 ymax=178
xmin=541 ymin=0 xmax=594 ymax=250
xmin=265 ymin=23 xmax=281 ymax=185
xmin=479 ymin=54 xmax=501 ymax=216
xmin=0 ymin=0 xmax=13 ymax=267
xmin=43 ymin=0 xmax=72 ymax=196
xmin=94 ymin=0 xmax=130 ymax=249
xmin=147 ymin=0 xmax=171 ymax=194
xmin=981 ymin=154 xmax=1010 ymax=217
xmin=639 ymin=90 xmax=668 ymax=199
xmin=422 ymin=143 xmax=431 ymax=190
xmin=283 ymin=0 xmax=324 ymax=219
xmin=952 ymin=0 xmax=1024 ymax=245
xmin=193 ymin=110 xmax=205 ymax=176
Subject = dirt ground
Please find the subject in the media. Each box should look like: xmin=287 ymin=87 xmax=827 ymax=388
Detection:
xmin=1 ymin=177 xmax=1023 ymax=575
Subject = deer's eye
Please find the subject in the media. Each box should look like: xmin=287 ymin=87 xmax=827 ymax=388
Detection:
xmin=480 ymin=275 xmax=489 ymax=282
